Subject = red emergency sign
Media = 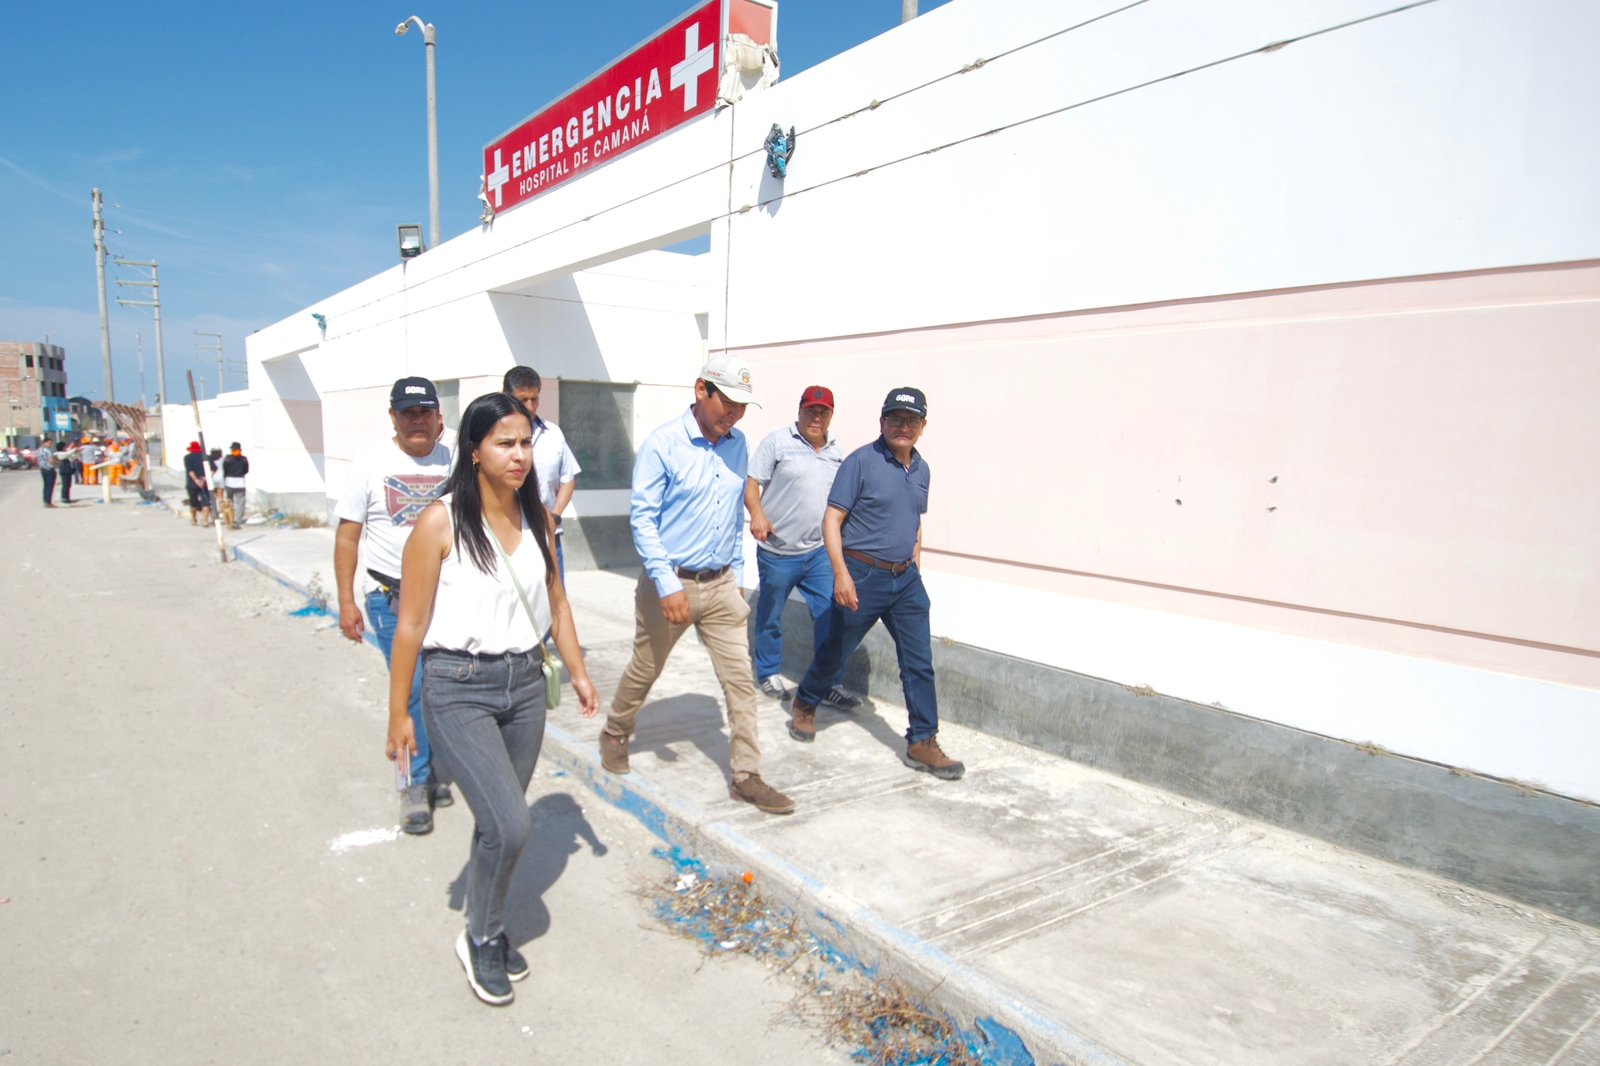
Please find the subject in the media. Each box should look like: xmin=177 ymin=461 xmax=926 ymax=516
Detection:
xmin=483 ymin=1 xmax=722 ymax=215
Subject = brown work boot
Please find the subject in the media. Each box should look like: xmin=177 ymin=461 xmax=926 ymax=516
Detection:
xmin=787 ymin=699 xmax=816 ymax=743
xmin=599 ymin=730 xmax=630 ymax=775
xmin=729 ymin=774 xmax=795 ymax=815
xmin=903 ymin=736 xmax=965 ymax=780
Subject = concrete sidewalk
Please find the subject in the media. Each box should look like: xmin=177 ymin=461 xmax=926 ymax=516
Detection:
xmin=221 ymin=519 xmax=1600 ymax=1066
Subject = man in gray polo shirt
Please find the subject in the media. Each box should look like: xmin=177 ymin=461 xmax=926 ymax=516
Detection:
xmin=788 ymin=387 xmax=964 ymax=779
xmin=744 ymin=385 xmax=861 ymax=709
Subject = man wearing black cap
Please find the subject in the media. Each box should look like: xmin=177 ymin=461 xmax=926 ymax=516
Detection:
xmin=334 ymin=376 xmax=455 ymax=832
xmin=788 ymin=387 xmax=965 ymax=779
xmin=221 ymin=442 xmax=249 ymax=529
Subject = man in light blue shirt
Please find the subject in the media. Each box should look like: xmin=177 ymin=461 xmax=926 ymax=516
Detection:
xmin=600 ymin=354 xmax=796 ymax=816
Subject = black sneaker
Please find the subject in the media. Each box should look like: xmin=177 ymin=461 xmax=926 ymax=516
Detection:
xmin=821 ymin=685 xmax=862 ymax=712
xmin=500 ymin=933 xmax=529 ymax=982
xmin=430 ymin=781 xmax=454 ymax=808
xmin=455 ymin=930 xmax=514 ymax=1006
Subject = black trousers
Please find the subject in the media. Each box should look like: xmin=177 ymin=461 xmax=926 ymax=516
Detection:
xmin=58 ymin=464 xmax=73 ymax=502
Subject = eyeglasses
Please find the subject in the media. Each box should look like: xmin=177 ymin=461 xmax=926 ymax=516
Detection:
xmin=883 ymin=414 xmax=924 ymax=429
xmin=800 ymin=406 xmax=831 ymax=417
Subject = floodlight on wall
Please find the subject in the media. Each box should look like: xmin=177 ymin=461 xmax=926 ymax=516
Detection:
xmin=397 ymin=224 xmax=425 ymax=259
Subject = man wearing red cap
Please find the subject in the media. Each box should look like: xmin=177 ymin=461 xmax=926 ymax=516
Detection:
xmin=744 ymin=386 xmax=860 ymax=710
xmin=182 ymin=442 xmax=214 ymax=525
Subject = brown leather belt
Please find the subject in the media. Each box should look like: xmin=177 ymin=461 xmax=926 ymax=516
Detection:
xmin=674 ymin=565 xmax=730 ymax=582
xmin=844 ymin=549 xmax=912 ymax=576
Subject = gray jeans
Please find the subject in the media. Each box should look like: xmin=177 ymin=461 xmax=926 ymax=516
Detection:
xmin=421 ymin=648 xmax=546 ymax=941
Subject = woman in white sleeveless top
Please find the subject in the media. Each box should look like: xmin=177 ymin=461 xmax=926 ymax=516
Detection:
xmin=386 ymin=391 xmax=599 ymax=1007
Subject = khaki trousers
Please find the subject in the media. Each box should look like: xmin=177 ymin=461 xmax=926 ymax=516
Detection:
xmin=605 ymin=570 xmax=761 ymax=779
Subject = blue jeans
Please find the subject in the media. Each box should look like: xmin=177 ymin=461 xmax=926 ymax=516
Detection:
xmin=752 ymin=546 xmax=838 ymax=682
xmin=422 ymin=649 xmax=546 ymax=941
xmin=366 ymin=589 xmax=433 ymax=786
xmin=797 ymin=559 xmax=939 ymax=744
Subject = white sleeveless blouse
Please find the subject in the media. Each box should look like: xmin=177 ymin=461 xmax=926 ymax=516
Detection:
xmin=422 ymin=496 xmax=551 ymax=654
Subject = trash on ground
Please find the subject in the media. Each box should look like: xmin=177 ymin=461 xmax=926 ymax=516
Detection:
xmin=644 ymin=846 xmax=1012 ymax=1066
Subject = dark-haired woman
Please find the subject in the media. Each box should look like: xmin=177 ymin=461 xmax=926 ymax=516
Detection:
xmin=387 ymin=391 xmax=599 ymax=1007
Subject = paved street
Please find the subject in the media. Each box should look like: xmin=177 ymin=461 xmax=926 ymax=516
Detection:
xmin=0 ymin=473 xmax=848 ymax=1064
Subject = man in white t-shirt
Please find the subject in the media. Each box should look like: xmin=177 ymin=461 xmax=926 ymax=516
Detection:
xmin=334 ymin=376 xmax=454 ymax=834
xmin=502 ymin=366 xmax=581 ymax=579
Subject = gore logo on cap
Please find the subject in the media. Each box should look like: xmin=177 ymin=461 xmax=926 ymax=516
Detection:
xmin=406 ymin=386 xmax=426 ymax=395
xmin=896 ymin=394 xmax=915 ymax=403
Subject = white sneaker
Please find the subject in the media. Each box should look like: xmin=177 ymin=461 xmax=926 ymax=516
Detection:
xmin=759 ymin=675 xmax=793 ymax=700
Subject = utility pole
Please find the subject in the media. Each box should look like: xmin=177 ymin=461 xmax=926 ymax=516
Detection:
xmin=114 ymin=260 xmax=167 ymax=406
xmin=902 ymin=0 xmax=918 ymax=23
xmin=195 ymin=331 xmax=224 ymax=395
xmin=92 ymin=189 xmax=116 ymax=403
xmin=136 ymin=331 xmax=148 ymax=409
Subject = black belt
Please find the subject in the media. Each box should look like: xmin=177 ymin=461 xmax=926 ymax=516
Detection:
xmin=674 ymin=565 xmax=730 ymax=582
xmin=844 ymin=549 xmax=912 ymax=576
xmin=368 ymin=568 xmax=401 ymax=600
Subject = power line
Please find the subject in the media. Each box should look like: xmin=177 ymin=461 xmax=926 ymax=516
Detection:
xmin=316 ymin=0 xmax=1439 ymax=338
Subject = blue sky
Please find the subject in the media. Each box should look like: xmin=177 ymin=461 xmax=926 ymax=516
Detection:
xmin=0 ymin=0 xmax=949 ymax=404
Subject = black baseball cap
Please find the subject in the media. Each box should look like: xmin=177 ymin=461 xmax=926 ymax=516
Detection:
xmin=881 ymin=387 xmax=927 ymax=419
xmin=390 ymin=376 xmax=440 ymax=411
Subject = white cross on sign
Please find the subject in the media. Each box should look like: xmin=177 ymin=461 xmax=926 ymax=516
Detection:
xmin=486 ymin=149 xmax=511 ymax=208
xmin=670 ymin=24 xmax=715 ymax=111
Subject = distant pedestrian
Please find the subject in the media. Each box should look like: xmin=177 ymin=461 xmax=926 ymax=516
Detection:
xmin=222 ymin=442 xmax=249 ymax=528
xmin=80 ymin=439 xmax=102 ymax=485
xmin=37 ymin=437 xmax=57 ymax=508
xmin=788 ymin=387 xmax=965 ymax=779
xmin=502 ymin=367 xmax=580 ymax=580
xmin=599 ymin=355 xmax=796 ymax=815
xmin=335 ymin=377 xmax=454 ymax=834
xmin=386 ymin=390 xmax=599 ymax=1007
xmin=56 ymin=440 xmax=76 ymax=503
xmin=744 ymin=385 xmax=860 ymax=712
xmin=183 ymin=442 xmax=213 ymax=526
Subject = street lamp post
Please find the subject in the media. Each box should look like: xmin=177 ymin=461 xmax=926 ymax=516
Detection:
xmin=395 ymin=15 xmax=440 ymax=252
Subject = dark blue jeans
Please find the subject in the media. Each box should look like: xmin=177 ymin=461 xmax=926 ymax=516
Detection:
xmin=366 ymin=588 xmax=433 ymax=786
xmin=752 ymin=546 xmax=837 ymax=681
xmin=41 ymin=468 xmax=56 ymax=505
xmin=797 ymin=558 xmax=939 ymax=744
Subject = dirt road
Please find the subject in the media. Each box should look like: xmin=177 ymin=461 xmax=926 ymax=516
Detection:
xmin=0 ymin=473 xmax=844 ymax=1063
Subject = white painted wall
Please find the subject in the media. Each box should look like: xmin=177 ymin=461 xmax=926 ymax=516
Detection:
xmin=240 ymin=0 xmax=1600 ymax=800
xmin=715 ymin=0 xmax=1600 ymax=343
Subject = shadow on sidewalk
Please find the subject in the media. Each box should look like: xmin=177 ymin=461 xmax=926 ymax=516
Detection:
xmin=445 ymin=792 xmax=609 ymax=946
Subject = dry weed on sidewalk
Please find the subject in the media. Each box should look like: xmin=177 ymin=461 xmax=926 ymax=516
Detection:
xmin=642 ymin=847 xmax=1002 ymax=1066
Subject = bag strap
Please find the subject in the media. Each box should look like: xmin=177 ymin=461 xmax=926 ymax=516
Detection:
xmin=486 ymin=515 xmax=553 ymax=666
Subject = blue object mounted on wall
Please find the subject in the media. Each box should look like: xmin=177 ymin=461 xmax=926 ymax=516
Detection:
xmin=763 ymin=124 xmax=796 ymax=180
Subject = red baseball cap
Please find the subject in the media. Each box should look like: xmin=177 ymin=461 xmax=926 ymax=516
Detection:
xmin=799 ymin=385 xmax=834 ymax=410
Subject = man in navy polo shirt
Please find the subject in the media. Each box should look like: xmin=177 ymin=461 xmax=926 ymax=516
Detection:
xmin=789 ymin=387 xmax=964 ymax=779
